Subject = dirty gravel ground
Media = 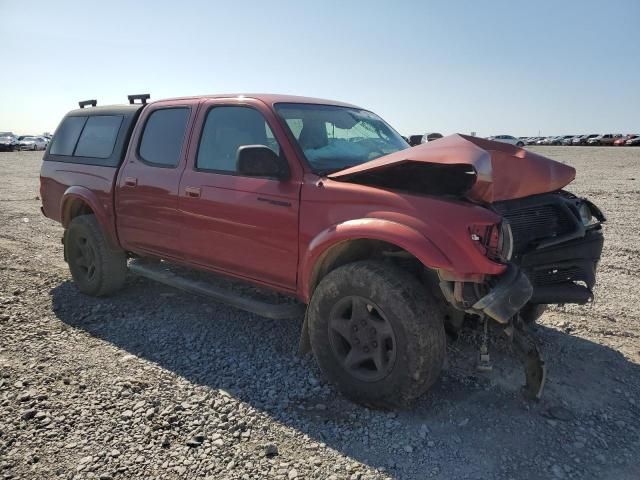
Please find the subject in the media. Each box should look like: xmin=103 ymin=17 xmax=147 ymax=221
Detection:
xmin=1 ymin=147 xmax=639 ymax=480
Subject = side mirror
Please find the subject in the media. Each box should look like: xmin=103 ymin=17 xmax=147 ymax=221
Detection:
xmin=236 ymin=145 xmax=289 ymax=180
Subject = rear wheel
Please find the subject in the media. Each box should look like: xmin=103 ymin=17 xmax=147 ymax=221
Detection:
xmin=65 ymin=214 xmax=127 ymax=296
xmin=516 ymin=141 xmax=524 ymax=147
xmin=307 ymin=261 xmax=446 ymax=408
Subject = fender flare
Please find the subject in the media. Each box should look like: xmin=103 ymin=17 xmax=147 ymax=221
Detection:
xmin=300 ymin=218 xmax=454 ymax=302
xmin=60 ymin=186 xmax=119 ymax=249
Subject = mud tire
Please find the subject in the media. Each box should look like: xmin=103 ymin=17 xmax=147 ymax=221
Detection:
xmin=65 ymin=214 xmax=127 ymax=296
xmin=307 ymin=260 xmax=446 ymax=408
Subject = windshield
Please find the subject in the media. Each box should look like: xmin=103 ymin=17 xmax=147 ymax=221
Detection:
xmin=275 ymin=103 xmax=408 ymax=174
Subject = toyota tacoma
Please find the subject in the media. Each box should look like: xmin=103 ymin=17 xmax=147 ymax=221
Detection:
xmin=40 ymin=94 xmax=605 ymax=407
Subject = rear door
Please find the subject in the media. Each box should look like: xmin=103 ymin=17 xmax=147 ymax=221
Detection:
xmin=116 ymin=100 xmax=199 ymax=259
xmin=178 ymin=98 xmax=302 ymax=290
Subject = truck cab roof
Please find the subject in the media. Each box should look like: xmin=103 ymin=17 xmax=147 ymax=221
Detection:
xmin=152 ymin=93 xmax=360 ymax=109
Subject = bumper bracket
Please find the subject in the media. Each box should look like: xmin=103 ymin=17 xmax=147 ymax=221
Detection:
xmin=472 ymin=265 xmax=533 ymax=324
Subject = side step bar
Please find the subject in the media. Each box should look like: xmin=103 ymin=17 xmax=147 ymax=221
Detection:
xmin=128 ymin=260 xmax=305 ymax=320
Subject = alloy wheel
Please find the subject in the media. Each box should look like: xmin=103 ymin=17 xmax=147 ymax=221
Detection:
xmin=71 ymin=235 xmax=97 ymax=282
xmin=327 ymin=296 xmax=397 ymax=382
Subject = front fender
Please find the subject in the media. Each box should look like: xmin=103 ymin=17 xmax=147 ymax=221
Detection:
xmin=300 ymin=218 xmax=453 ymax=302
xmin=60 ymin=186 xmax=119 ymax=249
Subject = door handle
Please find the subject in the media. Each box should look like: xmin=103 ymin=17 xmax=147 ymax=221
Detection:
xmin=124 ymin=176 xmax=137 ymax=187
xmin=185 ymin=186 xmax=201 ymax=198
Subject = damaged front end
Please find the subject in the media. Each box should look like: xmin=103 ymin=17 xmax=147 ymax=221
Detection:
xmin=495 ymin=191 xmax=605 ymax=306
xmin=444 ymin=190 xmax=605 ymax=320
xmin=329 ymin=134 xmax=605 ymax=398
xmin=439 ymin=190 xmax=605 ymax=398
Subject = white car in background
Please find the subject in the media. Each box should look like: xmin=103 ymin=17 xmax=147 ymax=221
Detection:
xmin=17 ymin=136 xmax=48 ymax=151
xmin=486 ymin=135 xmax=525 ymax=147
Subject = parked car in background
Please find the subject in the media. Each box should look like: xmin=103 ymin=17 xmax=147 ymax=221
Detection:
xmin=572 ymin=134 xmax=599 ymax=145
xmin=535 ymin=137 xmax=550 ymax=145
xmin=614 ymin=134 xmax=636 ymax=146
xmin=421 ymin=132 xmax=443 ymax=143
xmin=587 ymin=134 xmax=623 ymax=146
xmin=408 ymin=135 xmax=423 ymax=146
xmin=18 ymin=136 xmax=48 ymax=150
xmin=486 ymin=135 xmax=524 ymax=147
xmin=0 ymin=132 xmax=19 ymax=152
xmin=623 ymin=134 xmax=640 ymax=146
xmin=561 ymin=135 xmax=578 ymax=145
xmin=542 ymin=136 xmax=562 ymax=145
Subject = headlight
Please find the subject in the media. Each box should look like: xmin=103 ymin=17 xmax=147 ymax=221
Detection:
xmin=578 ymin=202 xmax=598 ymax=226
xmin=469 ymin=221 xmax=513 ymax=263
xmin=498 ymin=221 xmax=514 ymax=261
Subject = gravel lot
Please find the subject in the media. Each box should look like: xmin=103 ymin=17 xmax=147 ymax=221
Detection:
xmin=1 ymin=147 xmax=639 ymax=479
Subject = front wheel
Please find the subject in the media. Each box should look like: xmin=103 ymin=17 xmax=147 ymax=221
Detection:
xmin=65 ymin=214 xmax=127 ymax=296
xmin=516 ymin=141 xmax=524 ymax=147
xmin=307 ymin=261 xmax=446 ymax=408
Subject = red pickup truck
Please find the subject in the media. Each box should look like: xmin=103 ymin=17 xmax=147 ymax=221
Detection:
xmin=40 ymin=93 xmax=605 ymax=407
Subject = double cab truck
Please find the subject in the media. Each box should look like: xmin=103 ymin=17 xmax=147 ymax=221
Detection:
xmin=40 ymin=94 xmax=605 ymax=407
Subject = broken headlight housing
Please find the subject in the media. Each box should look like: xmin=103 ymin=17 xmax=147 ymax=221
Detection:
xmin=469 ymin=221 xmax=513 ymax=263
xmin=578 ymin=202 xmax=598 ymax=227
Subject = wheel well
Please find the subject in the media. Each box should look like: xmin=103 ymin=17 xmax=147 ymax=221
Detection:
xmin=309 ymin=239 xmax=426 ymax=297
xmin=63 ymin=199 xmax=94 ymax=226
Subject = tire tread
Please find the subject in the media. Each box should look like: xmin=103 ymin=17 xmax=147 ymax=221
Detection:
xmin=65 ymin=215 xmax=127 ymax=296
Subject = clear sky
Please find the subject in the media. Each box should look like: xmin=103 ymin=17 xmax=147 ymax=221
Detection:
xmin=1 ymin=0 xmax=638 ymax=137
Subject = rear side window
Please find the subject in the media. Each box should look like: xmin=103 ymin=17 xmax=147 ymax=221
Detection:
xmin=74 ymin=116 xmax=123 ymax=159
xmin=49 ymin=116 xmax=87 ymax=156
xmin=139 ymin=108 xmax=190 ymax=167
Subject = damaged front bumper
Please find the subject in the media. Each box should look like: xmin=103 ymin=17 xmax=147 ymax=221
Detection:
xmin=438 ymin=192 xmax=604 ymax=399
xmin=439 ymin=227 xmax=604 ymax=325
xmin=522 ymin=229 xmax=604 ymax=304
xmin=494 ymin=191 xmax=605 ymax=307
xmin=472 ymin=265 xmax=533 ymax=323
xmin=439 ymin=263 xmax=533 ymax=324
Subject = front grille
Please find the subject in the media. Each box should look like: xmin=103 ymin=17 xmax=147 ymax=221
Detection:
xmin=495 ymin=202 xmax=576 ymax=253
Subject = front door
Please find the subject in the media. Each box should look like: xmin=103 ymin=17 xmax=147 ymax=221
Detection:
xmin=178 ymin=100 xmax=301 ymax=290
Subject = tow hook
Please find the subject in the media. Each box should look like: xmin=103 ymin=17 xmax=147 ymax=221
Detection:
xmin=505 ymin=319 xmax=547 ymax=400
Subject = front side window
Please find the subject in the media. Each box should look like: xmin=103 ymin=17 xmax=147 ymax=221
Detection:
xmin=275 ymin=103 xmax=407 ymax=174
xmin=139 ymin=108 xmax=190 ymax=167
xmin=49 ymin=116 xmax=87 ymax=156
xmin=74 ymin=115 xmax=123 ymax=159
xmin=196 ymin=106 xmax=279 ymax=172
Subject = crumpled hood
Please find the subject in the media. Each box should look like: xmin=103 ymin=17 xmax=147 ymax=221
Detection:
xmin=328 ymin=134 xmax=576 ymax=203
